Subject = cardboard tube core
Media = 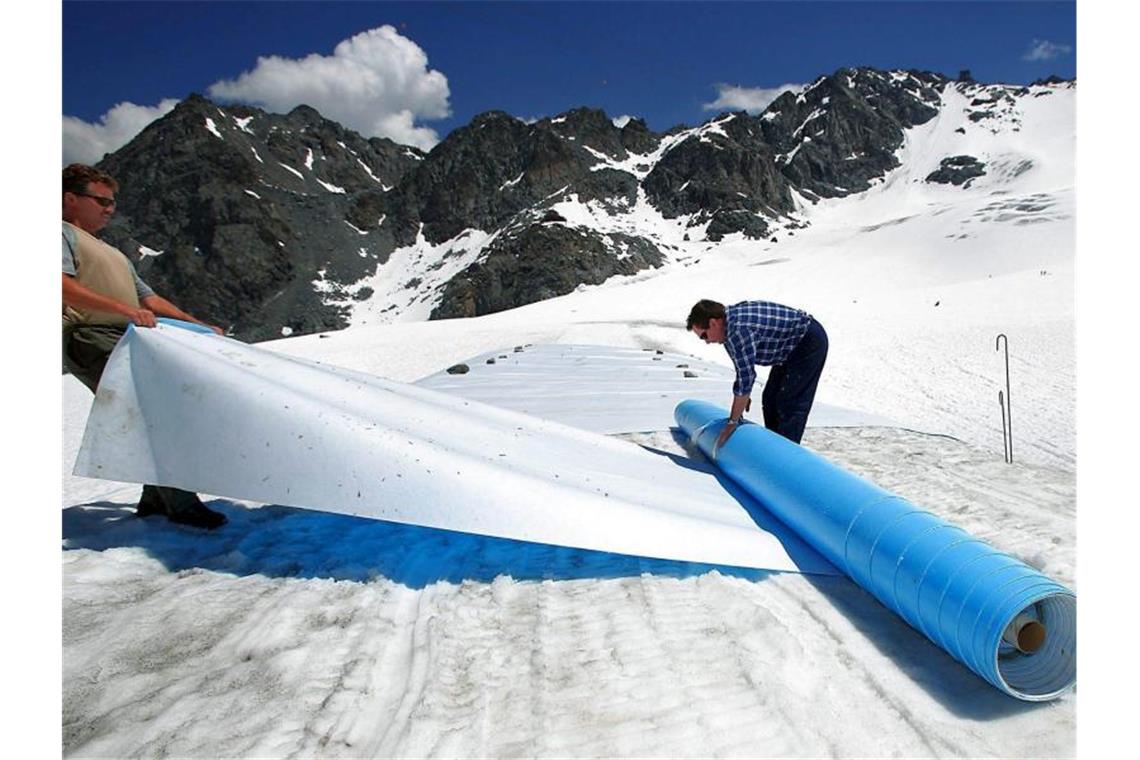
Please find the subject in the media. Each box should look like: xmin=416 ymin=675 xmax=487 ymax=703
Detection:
xmin=1004 ymin=614 xmax=1047 ymax=654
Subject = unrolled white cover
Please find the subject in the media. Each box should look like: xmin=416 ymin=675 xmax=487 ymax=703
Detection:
xmin=74 ymin=324 xmax=835 ymax=574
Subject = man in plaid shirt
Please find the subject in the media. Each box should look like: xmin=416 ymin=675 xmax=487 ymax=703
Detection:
xmin=687 ymin=298 xmax=828 ymax=446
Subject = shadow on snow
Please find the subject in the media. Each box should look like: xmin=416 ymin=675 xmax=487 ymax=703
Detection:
xmin=61 ymin=498 xmax=779 ymax=587
xmin=60 ymin=429 xmax=1057 ymax=718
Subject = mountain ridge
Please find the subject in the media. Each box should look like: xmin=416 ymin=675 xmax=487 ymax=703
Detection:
xmin=90 ymin=68 xmax=1074 ymax=340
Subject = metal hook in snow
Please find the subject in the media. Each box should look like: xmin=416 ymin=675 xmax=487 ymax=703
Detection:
xmin=999 ymin=390 xmax=1010 ymax=464
xmin=996 ymin=334 xmax=1012 ymax=464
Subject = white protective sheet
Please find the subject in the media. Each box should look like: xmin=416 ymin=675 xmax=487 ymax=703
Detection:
xmin=416 ymin=344 xmax=897 ymax=434
xmin=74 ymin=324 xmax=836 ymax=574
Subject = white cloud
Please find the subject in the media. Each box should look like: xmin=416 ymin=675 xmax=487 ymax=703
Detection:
xmin=702 ymin=83 xmax=805 ymax=115
xmin=611 ymin=115 xmax=633 ymax=128
xmin=208 ymin=25 xmax=450 ymax=150
xmin=1023 ymin=39 xmax=1073 ymax=62
xmin=62 ymin=99 xmax=180 ymax=165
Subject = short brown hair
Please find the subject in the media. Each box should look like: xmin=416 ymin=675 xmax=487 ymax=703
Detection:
xmin=686 ymin=299 xmax=725 ymax=330
xmin=63 ymin=163 xmax=119 ymax=196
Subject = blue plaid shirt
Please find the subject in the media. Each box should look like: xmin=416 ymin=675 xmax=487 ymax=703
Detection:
xmin=724 ymin=300 xmax=812 ymax=396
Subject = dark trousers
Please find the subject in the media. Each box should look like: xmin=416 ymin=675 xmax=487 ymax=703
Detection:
xmin=63 ymin=324 xmax=203 ymax=513
xmin=761 ymin=318 xmax=828 ymax=444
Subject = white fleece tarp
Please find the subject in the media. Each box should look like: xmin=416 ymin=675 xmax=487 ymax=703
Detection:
xmin=73 ymin=323 xmax=835 ymax=574
xmin=415 ymin=344 xmax=896 ymax=434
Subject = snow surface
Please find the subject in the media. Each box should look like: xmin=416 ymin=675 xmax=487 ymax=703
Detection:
xmin=278 ymin=162 xmax=304 ymax=180
xmin=62 ymin=82 xmax=1076 ymax=756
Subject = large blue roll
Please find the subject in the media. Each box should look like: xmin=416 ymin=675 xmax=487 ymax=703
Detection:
xmin=676 ymin=399 xmax=1075 ymax=701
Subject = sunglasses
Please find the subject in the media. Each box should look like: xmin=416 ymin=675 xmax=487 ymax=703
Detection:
xmin=76 ymin=192 xmax=116 ymax=208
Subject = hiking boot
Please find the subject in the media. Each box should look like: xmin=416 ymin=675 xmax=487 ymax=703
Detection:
xmin=135 ymin=487 xmax=165 ymax=518
xmin=136 ymin=486 xmax=228 ymax=529
xmin=167 ymin=501 xmax=228 ymax=530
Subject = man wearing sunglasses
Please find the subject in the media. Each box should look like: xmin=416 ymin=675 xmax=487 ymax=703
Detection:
xmin=62 ymin=163 xmax=228 ymax=529
xmin=687 ymin=298 xmax=828 ymax=448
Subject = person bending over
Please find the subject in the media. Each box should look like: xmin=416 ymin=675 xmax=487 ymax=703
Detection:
xmin=687 ymin=298 xmax=828 ymax=448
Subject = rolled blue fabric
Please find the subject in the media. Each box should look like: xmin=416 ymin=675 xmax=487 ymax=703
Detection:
xmin=676 ymin=399 xmax=1075 ymax=701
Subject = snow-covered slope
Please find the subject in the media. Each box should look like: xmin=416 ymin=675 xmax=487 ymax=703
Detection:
xmin=61 ymin=80 xmax=1075 ymax=756
xmin=304 ymin=80 xmax=1074 ymax=468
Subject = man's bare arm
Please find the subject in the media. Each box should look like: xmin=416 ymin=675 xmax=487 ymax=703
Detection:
xmin=63 ymin=274 xmax=156 ymax=327
xmin=139 ymin=294 xmax=223 ymax=334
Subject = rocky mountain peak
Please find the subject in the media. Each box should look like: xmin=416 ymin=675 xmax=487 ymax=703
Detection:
xmin=96 ymin=96 xmax=424 ymax=339
xmin=90 ymin=65 xmax=1052 ymax=340
xmin=618 ymin=117 xmax=659 ymax=154
xmin=284 ymin=103 xmax=323 ymax=123
xmin=754 ymin=67 xmax=945 ymax=200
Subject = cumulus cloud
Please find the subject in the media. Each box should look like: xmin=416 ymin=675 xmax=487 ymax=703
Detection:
xmin=1023 ymin=39 xmax=1073 ymax=62
xmin=62 ymin=99 xmax=180 ymax=165
xmin=208 ymin=25 xmax=450 ymax=150
xmin=702 ymin=83 xmax=805 ymax=115
xmin=611 ymin=115 xmax=634 ymax=128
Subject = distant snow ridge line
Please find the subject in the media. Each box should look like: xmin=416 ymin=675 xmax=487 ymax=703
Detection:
xmin=677 ymin=400 xmax=1076 ymax=701
xmin=93 ymin=69 xmax=1072 ymax=339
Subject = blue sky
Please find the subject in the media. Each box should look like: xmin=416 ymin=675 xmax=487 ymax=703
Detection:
xmin=62 ymin=1 xmax=1076 ymax=162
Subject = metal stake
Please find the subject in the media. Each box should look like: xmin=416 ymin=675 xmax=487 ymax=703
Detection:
xmin=996 ymin=334 xmax=1012 ymax=463
xmin=999 ymin=390 xmax=1010 ymax=464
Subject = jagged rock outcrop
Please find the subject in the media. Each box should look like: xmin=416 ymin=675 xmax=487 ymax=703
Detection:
xmin=926 ymin=155 xmax=987 ymax=187
xmin=643 ymin=113 xmax=790 ymax=240
xmin=1031 ymin=75 xmax=1073 ymax=87
xmin=97 ymin=94 xmax=422 ymax=340
xmin=759 ymin=68 xmax=943 ymax=199
xmin=340 ymin=107 xmax=669 ymax=320
xmin=355 ymin=107 xmax=653 ymax=248
xmin=85 ymin=66 xmax=1054 ymax=338
xmin=618 ymin=117 xmax=659 ymax=154
xmin=431 ymin=224 xmax=664 ymax=319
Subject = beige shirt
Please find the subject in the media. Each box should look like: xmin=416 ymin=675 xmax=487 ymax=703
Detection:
xmin=62 ymin=221 xmax=153 ymax=326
